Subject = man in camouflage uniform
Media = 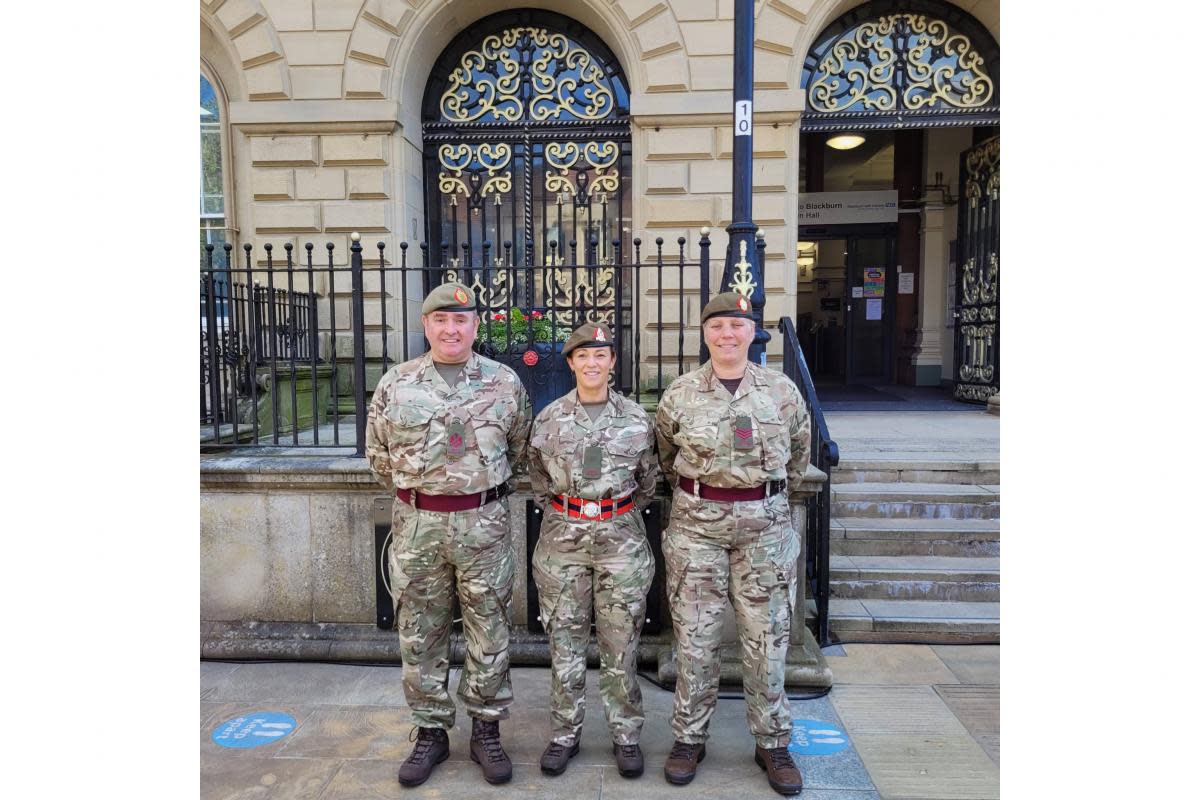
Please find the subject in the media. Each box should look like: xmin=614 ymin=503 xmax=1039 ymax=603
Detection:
xmin=365 ymin=282 xmax=532 ymax=787
xmin=527 ymin=322 xmax=659 ymax=779
xmin=654 ymin=292 xmax=810 ymax=796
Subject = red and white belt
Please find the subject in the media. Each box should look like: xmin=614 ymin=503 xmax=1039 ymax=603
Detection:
xmin=551 ymin=492 xmax=635 ymax=520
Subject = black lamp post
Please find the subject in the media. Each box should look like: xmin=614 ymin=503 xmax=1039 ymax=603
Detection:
xmin=720 ymin=0 xmax=769 ymax=365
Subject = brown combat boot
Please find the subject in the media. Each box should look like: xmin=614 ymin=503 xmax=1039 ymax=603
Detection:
xmin=539 ymin=738 xmax=579 ymax=776
xmin=396 ymin=727 xmax=449 ymax=787
xmin=663 ymin=740 xmax=705 ymax=785
xmin=469 ymin=718 xmax=513 ymax=784
xmin=613 ymin=742 xmax=644 ymax=778
xmin=755 ymin=745 xmax=804 ymax=796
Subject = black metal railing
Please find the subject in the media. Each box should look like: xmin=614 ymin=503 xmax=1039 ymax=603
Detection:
xmin=779 ymin=316 xmax=840 ymax=647
xmin=200 ymin=232 xmax=714 ymax=453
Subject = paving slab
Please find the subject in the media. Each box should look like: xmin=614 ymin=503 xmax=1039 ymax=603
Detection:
xmin=204 ymin=662 xmax=385 ymax=706
xmin=931 ymin=645 xmax=1000 ymax=684
xmin=317 ymin=758 xmax=603 ymax=799
xmin=934 ymin=685 xmax=999 ymax=765
xmin=201 ymin=660 xmax=242 ymax=700
xmin=274 ymin=705 xmax=417 ymax=760
xmin=827 ymin=644 xmax=960 ymax=686
xmin=200 ymin=751 xmax=342 ymax=800
xmin=860 ymin=600 xmax=1001 ymax=620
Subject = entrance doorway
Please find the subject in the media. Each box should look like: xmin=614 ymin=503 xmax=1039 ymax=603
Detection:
xmin=798 ymin=229 xmax=896 ymax=385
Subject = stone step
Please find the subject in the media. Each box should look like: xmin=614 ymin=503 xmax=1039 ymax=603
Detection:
xmin=830 ymin=555 xmax=999 ymax=601
xmin=832 ymin=482 xmax=1000 ymax=519
xmin=832 ymin=517 xmax=1000 ymax=557
xmin=825 ymin=598 xmax=1000 ymax=644
xmin=833 ymin=458 xmax=999 ymax=486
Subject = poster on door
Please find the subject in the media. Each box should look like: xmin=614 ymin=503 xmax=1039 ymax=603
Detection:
xmin=863 ymin=268 xmax=885 ymax=298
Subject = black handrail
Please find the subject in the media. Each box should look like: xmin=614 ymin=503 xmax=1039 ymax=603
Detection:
xmin=779 ymin=316 xmax=839 ymax=646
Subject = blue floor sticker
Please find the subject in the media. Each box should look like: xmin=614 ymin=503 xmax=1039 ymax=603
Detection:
xmin=788 ymin=718 xmax=850 ymax=756
xmin=212 ymin=712 xmax=297 ymax=749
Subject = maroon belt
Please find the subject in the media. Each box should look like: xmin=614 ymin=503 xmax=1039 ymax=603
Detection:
xmin=395 ymin=483 xmax=508 ymax=511
xmin=550 ymin=492 xmax=635 ymax=520
xmin=677 ymin=476 xmax=785 ymax=502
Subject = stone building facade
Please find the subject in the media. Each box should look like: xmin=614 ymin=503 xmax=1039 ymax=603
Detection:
xmin=201 ymin=0 xmax=1000 ymax=387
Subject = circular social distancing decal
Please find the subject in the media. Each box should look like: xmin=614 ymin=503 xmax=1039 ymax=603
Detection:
xmin=788 ymin=718 xmax=849 ymax=756
xmin=211 ymin=712 xmax=297 ymax=749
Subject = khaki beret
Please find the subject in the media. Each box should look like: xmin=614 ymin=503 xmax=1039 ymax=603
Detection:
xmin=562 ymin=322 xmax=616 ymax=358
xmin=421 ymin=282 xmax=476 ymax=315
xmin=700 ymin=291 xmax=754 ymax=324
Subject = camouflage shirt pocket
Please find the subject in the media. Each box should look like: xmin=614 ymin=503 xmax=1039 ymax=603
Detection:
xmin=675 ymin=410 xmax=722 ymax=471
xmin=385 ymin=392 xmax=437 ymax=474
xmin=752 ymin=403 xmax=789 ymax=471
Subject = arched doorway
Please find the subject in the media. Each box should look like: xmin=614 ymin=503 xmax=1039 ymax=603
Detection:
xmin=797 ymin=0 xmax=999 ymax=400
xmin=420 ymin=10 xmax=635 ymax=409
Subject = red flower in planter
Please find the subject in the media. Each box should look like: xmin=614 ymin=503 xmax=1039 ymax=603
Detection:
xmin=531 ymin=310 xmax=543 ymax=319
xmin=493 ymin=312 xmax=505 ymax=321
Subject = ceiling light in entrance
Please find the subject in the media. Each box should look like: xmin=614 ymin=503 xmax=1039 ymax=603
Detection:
xmin=826 ymin=133 xmax=865 ymax=150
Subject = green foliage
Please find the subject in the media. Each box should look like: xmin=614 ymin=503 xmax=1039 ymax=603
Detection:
xmin=476 ymin=307 xmax=571 ymax=350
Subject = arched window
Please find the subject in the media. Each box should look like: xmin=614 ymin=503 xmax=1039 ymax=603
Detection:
xmin=422 ymin=10 xmax=632 ymax=273
xmin=800 ymin=0 xmax=999 ymax=131
xmin=200 ymin=72 xmax=229 ymax=263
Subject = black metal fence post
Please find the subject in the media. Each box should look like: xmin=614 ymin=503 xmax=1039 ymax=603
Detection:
xmin=351 ymin=233 xmax=368 ymax=457
xmin=699 ymin=227 xmax=711 ymax=365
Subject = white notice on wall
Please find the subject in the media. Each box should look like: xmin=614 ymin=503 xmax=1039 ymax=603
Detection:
xmin=851 ymin=287 xmax=864 ymax=298
xmin=735 ymin=101 xmax=752 ymax=135
xmin=865 ymin=298 xmax=883 ymax=320
xmin=898 ymin=273 xmax=914 ymax=294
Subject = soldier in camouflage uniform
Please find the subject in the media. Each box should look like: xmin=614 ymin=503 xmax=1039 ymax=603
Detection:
xmin=654 ymin=292 xmax=810 ymax=796
xmin=527 ymin=322 xmax=659 ymax=779
xmin=365 ymin=282 xmax=532 ymax=787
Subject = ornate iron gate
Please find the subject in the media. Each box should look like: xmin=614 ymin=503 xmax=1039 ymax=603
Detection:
xmin=954 ymin=136 xmax=999 ymax=403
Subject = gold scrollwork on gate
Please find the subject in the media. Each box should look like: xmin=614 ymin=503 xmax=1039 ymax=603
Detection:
xmin=960 ymin=253 xmax=998 ymax=307
xmin=808 ymin=13 xmax=994 ymax=114
xmin=544 ymin=140 xmax=620 ymax=201
xmin=957 ymin=323 xmax=995 ymax=384
xmin=437 ymin=143 xmax=512 ymax=203
xmin=440 ymin=27 xmax=616 ymax=122
xmin=964 ymin=138 xmax=1000 ymax=208
xmin=542 ymin=264 xmax=617 ymax=327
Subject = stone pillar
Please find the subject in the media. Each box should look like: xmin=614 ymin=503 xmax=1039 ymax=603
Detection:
xmin=912 ymin=204 xmax=947 ymax=386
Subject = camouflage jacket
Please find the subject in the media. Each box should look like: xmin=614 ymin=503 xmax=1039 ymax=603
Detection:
xmin=365 ymin=351 xmax=532 ymax=493
xmin=528 ymin=389 xmax=659 ymax=508
xmin=654 ymin=361 xmax=811 ymax=501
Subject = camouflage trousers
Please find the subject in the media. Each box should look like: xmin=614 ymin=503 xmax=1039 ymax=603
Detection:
xmin=387 ymin=497 xmax=515 ymax=730
xmin=531 ymin=510 xmax=654 ymax=746
xmin=663 ymin=489 xmax=799 ymax=749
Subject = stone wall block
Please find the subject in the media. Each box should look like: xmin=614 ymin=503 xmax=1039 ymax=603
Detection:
xmin=688 ymin=159 xmax=732 ymax=195
xmin=251 ymin=136 xmax=318 ymax=166
xmin=643 ymin=196 xmax=715 ymax=227
xmin=255 ymin=202 xmax=321 ymax=232
xmin=616 ymin=0 xmax=668 ymax=29
xmin=754 ymin=47 xmax=793 ymax=89
xmin=716 ymin=123 xmax=792 ymax=158
xmin=670 ymin=0 xmax=718 ymax=21
xmin=348 ymin=167 xmax=393 ymax=199
xmin=322 ymin=134 xmax=388 ymax=165
xmin=689 ymin=55 xmax=734 ymax=91
xmin=251 ymin=168 xmax=295 ymax=200
xmin=323 ymin=200 xmax=391 ymax=232
xmin=234 ymin=20 xmax=284 ymax=68
xmin=344 ymin=60 xmax=390 ymax=99
xmin=768 ymin=0 xmax=817 ymax=23
xmin=245 ymin=59 xmax=291 ymax=100
xmin=215 ymin=0 xmax=266 ymax=39
xmin=717 ymin=0 xmax=734 ymax=18
xmin=315 ymin=0 xmax=364 ymax=30
xmin=264 ymin=494 xmax=314 ymax=620
xmin=362 ymin=0 xmax=416 ymax=35
xmin=646 ymin=127 xmax=714 ymax=160
xmin=290 ymin=66 xmax=344 ymax=99
xmin=296 ymin=168 xmax=347 ymax=200
xmin=644 ymin=50 xmax=690 ymax=93
xmin=752 ymin=159 xmax=789 ymax=192
xmin=279 ymin=31 xmax=352 ymax=65
xmin=754 ymin=5 xmax=802 ymax=55
xmin=311 ymin=493 xmax=378 ymax=622
xmin=647 ymin=162 xmax=689 ymax=194
xmin=348 ymin=23 xmax=396 ymax=66
xmin=717 ymin=193 xmax=791 ymax=226
xmin=200 ymin=493 xmax=269 ymax=620
xmin=251 ymin=235 xmax=298 ymax=265
xmin=634 ymin=10 xmax=683 ymax=59
xmin=261 ymin=0 xmax=313 ymax=31
xmin=679 ymin=20 xmax=734 ymax=57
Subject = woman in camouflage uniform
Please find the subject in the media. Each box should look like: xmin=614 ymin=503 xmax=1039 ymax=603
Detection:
xmin=527 ymin=322 xmax=660 ymax=779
